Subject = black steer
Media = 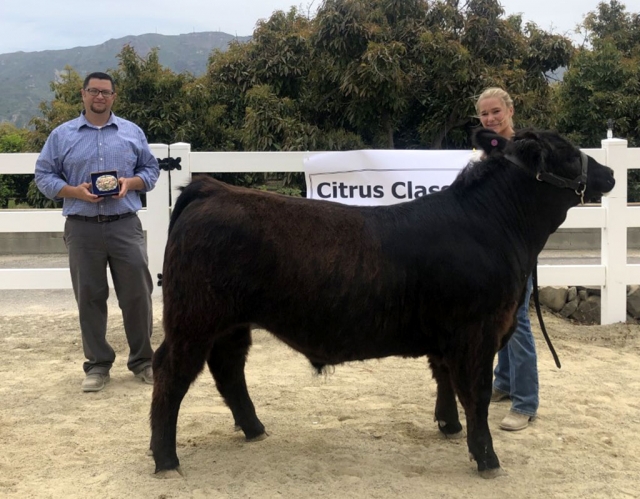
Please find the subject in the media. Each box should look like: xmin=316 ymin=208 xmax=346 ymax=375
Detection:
xmin=150 ymin=128 xmax=615 ymax=477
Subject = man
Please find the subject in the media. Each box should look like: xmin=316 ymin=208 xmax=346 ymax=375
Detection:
xmin=35 ymin=72 xmax=160 ymax=392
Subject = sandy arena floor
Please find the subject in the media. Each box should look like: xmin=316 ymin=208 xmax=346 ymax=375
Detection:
xmin=0 ymin=292 xmax=639 ymax=498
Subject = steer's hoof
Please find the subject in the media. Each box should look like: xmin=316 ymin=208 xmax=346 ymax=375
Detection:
xmin=443 ymin=429 xmax=464 ymax=440
xmin=246 ymin=431 xmax=269 ymax=442
xmin=438 ymin=420 xmax=464 ymax=439
xmin=154 ymin=467 xmax=184 ymax=479
xmin=479 ymin=467 xmax=506 ymax=479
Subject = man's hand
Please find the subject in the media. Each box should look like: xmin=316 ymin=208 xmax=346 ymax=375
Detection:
xmin=58 ymin=183 xmax=102 ymax=203
xmin=113 ymin=176 xmax=144 ymax=199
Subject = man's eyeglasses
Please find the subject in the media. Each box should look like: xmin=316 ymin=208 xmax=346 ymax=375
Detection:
xmin=85 ymin=88 xmax=115 ymax=97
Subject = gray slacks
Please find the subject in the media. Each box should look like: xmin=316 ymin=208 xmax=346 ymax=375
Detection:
xmin=64 ymin=215 xmax=154 ymax=375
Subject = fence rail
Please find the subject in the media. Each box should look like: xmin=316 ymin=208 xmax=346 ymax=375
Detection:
xmin=1 ymin=139 xmax=639 ymax=324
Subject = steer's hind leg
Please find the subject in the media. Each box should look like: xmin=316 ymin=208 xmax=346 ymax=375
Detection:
xmin=428 ymin=358 xmax=463 ymax=438
xmin=207 ymin=326 xmax=266 ymax=441
xmin=151 ymin=338 xmax=210 ymax=474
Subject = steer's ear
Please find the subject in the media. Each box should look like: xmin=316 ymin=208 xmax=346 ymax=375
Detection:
xmin=512 ymin=129 xmax=548 ymax=169
xmin=473 ymin=128 xmax=508 ymax=156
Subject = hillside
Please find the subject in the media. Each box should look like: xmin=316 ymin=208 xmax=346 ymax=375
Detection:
xmin=0 ymin=32 xmax=250 ymax=127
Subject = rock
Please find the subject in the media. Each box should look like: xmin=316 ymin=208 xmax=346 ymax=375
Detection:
xmin=567 ymin=286 xmax=578 ymax=302
xmin=626 ymin=286 xmax=640 ymax=318
xmin=538 ymin=286 xmax=568 ymax=312
xmin=571 ymin=295 xmax=601 ymax=324
xmin=578 ymin=289 xmax=588 ymax=301
xmin=560 ymin=298 xmax=580 ymax=318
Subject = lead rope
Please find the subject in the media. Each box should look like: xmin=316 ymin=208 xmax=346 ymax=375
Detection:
xmin=532 ymin=265 xmax=562 ymax=368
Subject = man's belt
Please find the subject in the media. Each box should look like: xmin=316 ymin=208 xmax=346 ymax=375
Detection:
xmin=67 ymin=212 xmax=135 ymax=223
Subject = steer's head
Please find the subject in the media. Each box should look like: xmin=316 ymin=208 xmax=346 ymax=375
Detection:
xmin=473 ymin=128 xmax=616 ymax=203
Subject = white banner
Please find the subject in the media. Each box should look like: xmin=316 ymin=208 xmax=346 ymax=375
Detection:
xmin=304 ymin=149 xmax=475 ymax=206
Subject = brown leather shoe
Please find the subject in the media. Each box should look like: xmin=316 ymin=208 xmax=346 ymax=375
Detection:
xmin=499 ymin=410 xmax=533 ymax=431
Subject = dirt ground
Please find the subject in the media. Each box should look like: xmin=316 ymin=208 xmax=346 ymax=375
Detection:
xmin=1 ymin=295 xmax=639 ymax=499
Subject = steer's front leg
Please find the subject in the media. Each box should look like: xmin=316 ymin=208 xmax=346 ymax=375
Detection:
xmin=466 ymin=411 xmax=501 ymax=477
xmin=449 ymin=346 xmax=503 ymax=478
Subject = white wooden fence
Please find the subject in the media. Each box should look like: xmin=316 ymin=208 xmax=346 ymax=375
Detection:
xmin=1 ymin=139 xmax=639 ymax=324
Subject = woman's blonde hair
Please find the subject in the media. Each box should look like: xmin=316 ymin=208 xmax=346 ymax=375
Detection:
xmin=475 ymin=87 xmax=514 ymax=126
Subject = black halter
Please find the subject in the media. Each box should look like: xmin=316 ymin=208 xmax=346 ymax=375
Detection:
xmin=504 ymin=152 xmax=589 ymax=204
xmin=502 ymin=150 xmax=589 ymax=371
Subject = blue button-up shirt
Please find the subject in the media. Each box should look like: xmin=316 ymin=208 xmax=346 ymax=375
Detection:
xmin=35 ymin=112 xmax=160 ymax=217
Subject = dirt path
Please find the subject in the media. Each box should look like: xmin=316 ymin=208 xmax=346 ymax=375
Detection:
xmin=1 ymin=305 xmax=639 ymax=498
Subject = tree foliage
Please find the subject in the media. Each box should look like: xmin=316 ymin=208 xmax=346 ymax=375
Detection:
xmin=0 ymin=123 xmax=30 ymax=153
xmin=25 ymin=0 xmax=575 ymax=155
xmin=0 ymin=123 xmax=32 ymax=207
xmin=194 ymin=0 xmax=573 ymax=155
xmin=110 ymin=46 xmax=199 ymax=145
xmin=6 ymin=0 xmax=640 ymax=203
xmin=554 ymin=0 xmax=640 ymax=199
xmin=555 ymin=0 xmax=640 ymax=147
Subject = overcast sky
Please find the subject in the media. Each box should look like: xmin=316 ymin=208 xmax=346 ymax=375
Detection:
xmin=1 ymin=0 xmax=638 ymax=55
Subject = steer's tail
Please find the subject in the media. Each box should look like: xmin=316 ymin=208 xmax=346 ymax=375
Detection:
xmin=159 ymin=176 xmax=221 ymax=287
xmin=168 ymin=175 xmax=218 ymax=235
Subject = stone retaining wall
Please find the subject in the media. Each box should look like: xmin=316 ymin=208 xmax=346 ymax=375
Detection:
xmin=537 ymin=285 xmax=640 ymax=324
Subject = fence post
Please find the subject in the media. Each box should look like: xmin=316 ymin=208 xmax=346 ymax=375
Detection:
xmin=167 ymin=143 xmax=192 ymax=210
xmin=146 ymin=144 xmax=169 ymax=297
xmin=601 ymin=138 xmax=628 ymax=324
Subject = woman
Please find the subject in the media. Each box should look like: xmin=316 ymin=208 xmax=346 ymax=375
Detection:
xmin=475 ymin=87 xmax=539 ymax=431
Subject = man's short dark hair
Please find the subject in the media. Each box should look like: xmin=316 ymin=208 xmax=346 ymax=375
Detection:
xmin=83 ymin=72 xmax=115 ymax=91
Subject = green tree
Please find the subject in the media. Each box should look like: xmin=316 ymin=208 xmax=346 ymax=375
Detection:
xmin=0 ymin=123 xmax=34 ymax=208
xmin=110 ymin=45 xmax=196 ymax=145
xmin=555 ymin=1 xmax=640 ymax=147
xmin=309 ymin=0 xmax=418 ymax=148
xmin=111 ymin=45 xmax=244 ymax=153
xmin=27 ymin=0 xmax=576 ymax=197
xmin=412 ymin=0 xmax=573 ymax=147
xmin=554 ymin=1 xmax=640 ymax=199
xmin=581 ymin=0 xmax=640 ymax=56
xmin=202 ymin=0 xmax=572 ymax=152
xmin=205 ymin=10 xmax=319 ymax=153
xmin=0 ymin=123 xmax=29 ymax=152
xmin=303 ymin=0 xmax=571 ymax=148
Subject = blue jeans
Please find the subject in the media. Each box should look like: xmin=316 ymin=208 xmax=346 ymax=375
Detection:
xmin=493 ymin=275 xmax=539 ymax=417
